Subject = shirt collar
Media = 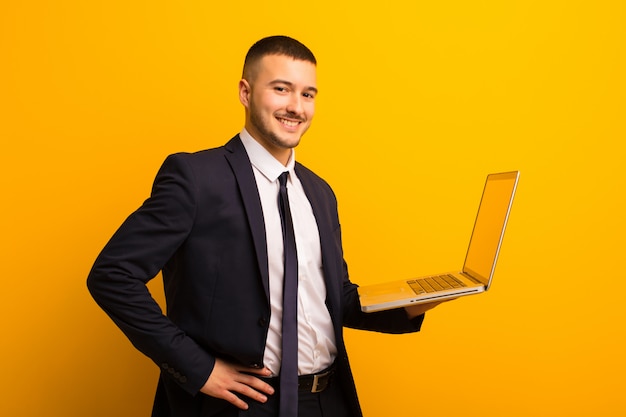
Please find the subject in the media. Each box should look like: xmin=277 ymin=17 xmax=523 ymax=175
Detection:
xmin=240 ymin=128 xmax=295 ymax=182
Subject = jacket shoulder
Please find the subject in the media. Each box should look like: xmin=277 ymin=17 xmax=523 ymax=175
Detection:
xmin=160 ymin=135 xmax=243 ymax=172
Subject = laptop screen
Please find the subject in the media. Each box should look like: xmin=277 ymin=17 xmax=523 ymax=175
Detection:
xmin=462 ymin=171 xmax=519 ymax=287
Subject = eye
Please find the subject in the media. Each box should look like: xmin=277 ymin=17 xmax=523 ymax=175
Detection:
xmin=274 ymin=86 xmax=288 ymax=93
xmin=303 ymin=92 xmax=316 ymax=99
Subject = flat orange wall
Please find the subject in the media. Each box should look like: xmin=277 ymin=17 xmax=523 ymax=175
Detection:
xmin=2 ymin=1 xmax=625 ymax=416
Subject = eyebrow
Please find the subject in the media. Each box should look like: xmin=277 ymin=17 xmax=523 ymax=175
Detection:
xmin=269 ymin=79 xmax=318 ymax=95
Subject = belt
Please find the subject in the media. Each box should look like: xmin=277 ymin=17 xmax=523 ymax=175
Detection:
xmin=265 ymin=364 xmax=336 ymax=394
xmin=298 ymin=366 xmax=335 ymax=393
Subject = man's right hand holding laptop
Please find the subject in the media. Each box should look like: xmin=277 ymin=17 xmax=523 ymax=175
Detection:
xmin=404 ymin=299 xmax=453 ymax=319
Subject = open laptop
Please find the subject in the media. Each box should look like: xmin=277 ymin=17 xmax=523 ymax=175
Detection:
xmin=358 ymin=171 xmax=519 ymax=313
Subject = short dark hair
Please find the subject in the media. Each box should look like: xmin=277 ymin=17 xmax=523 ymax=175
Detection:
xmin=242 ymin=35 xmax=316 ymax=79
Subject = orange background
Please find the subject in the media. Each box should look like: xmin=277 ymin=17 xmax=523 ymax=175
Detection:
xmin=1 ymin=1 xmax=625 ymax=416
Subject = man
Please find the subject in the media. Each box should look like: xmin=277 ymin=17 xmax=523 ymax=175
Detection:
xmin=88 ymin=35 xmax=444 ymax=417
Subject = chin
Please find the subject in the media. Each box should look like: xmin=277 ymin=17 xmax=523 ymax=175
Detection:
xmin=277 ymin=139 xmax=301 ymax=150
xmin=273 ymin=133 xmax=303 ymax=149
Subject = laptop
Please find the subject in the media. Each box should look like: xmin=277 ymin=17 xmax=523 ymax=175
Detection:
xmin=358 ymin=171 xmax=519 ymax=313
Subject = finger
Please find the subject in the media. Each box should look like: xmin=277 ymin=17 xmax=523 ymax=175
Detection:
xmin=233 ymin=364 xmax=272 ymax=376
xmin=203 ymin=360 xmax=274 ymax=408
xmin=231 ymin=380 xmax=270 ymax=404
xmin=220 ymin=389 xmax=250 ymax=410
xmin=204 ymin=376 xmax=255 ymax=410
xmin=236 ymin=372 xmax=275 ymax=396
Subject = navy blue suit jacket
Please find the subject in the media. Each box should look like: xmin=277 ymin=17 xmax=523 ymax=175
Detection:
xmin=87 ymin=135 xmax=423 ymax=417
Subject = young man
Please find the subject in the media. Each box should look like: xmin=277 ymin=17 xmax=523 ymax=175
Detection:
xmin=88 ymin=35 xmax=444 ymax=417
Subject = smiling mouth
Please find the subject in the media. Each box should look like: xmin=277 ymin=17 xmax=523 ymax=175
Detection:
xmin=277 ymin=117 xmax=303 ymax=128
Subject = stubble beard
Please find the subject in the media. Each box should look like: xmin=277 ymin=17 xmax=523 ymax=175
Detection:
xmin=249 ymin=109 xmax=307 ymax=151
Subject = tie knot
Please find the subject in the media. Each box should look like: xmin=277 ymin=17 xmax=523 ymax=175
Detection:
xmin=278 ymin=171 xmax=289 ymax=187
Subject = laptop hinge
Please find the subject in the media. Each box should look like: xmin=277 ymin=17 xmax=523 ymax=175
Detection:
xmin=461 ymin=272 xmax=483 ymax=285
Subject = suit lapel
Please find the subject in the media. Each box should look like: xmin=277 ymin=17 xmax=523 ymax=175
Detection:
xmin=222 ymin=140 xmax=342 ymax=328
xmin=224 ymin=135 xmax=270 ymax=302
xmin=296 ymin=164 xmax=343 ymax=331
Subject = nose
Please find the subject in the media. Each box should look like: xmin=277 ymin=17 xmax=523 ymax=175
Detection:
xmin=286 ymin=93 xmax=303 ymax=115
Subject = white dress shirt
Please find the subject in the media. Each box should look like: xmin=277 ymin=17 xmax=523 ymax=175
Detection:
xmin=240 ymin=129 xmax=337 ymax=376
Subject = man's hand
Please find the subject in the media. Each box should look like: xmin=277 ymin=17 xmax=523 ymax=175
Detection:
xmin=404 ymin=299 xmax=453 ymax=319
xmin=200 ymin=358 xmax=275 ymax=410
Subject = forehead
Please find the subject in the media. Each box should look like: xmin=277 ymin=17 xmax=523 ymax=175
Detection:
xmin=252 ymin=54 xmax=317 ymax=87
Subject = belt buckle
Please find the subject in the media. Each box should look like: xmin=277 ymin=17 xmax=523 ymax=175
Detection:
xmin=311 ymin=370 xmax=330 ymax=393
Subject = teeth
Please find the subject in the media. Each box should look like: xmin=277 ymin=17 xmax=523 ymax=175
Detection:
xmin=279 ymin=118 xmax=299 ymax=127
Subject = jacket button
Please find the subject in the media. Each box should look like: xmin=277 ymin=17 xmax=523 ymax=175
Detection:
xmin=250 ymin=363 xmax=262 ymax=369
xmin=258 ymin=318 xmax=268 ymax=327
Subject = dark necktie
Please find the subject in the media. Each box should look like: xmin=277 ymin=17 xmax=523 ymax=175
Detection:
xmin=277 ymin=172 xmax=299 ymax=417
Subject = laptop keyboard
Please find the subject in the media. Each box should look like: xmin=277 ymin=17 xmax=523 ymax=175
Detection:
xmin=408 ymin=274 xmax=466 ymax=294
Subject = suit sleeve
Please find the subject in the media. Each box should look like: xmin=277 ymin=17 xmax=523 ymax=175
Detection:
xmin=87 ymin=153 xmax=214 ymax=395
xmin=341 ymin=260 xmax=425 ymax=334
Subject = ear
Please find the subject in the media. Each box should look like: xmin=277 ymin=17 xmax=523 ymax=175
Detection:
xmin=239 ymin=79 xmax=251 ymax=108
